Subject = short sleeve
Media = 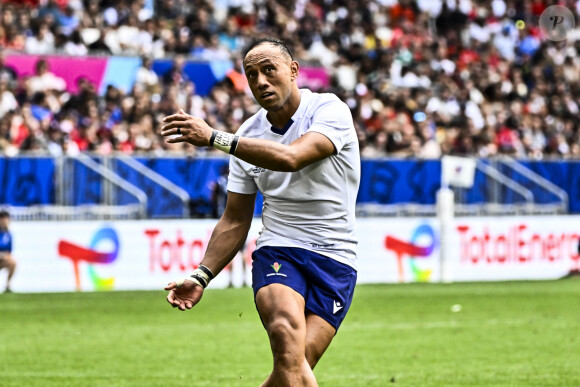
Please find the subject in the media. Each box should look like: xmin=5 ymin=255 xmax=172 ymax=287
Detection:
xmin=227 ymin=156 xmax=258 ymax=194
xmin=307 ymin=99 xmax=355 ymax=154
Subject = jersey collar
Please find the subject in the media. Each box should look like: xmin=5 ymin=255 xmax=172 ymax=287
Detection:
xmin=270 ymin=119 xmax=294 ymax=135
xmin=267 ymin=89 xmax=311 ymax=136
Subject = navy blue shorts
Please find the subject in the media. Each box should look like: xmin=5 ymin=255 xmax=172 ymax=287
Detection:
xmin=251 ymin=246 xmax=357 ymax=331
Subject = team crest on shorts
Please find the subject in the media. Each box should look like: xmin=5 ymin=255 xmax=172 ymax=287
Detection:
xmin=267 ymin=262 xmax=287 ymax=277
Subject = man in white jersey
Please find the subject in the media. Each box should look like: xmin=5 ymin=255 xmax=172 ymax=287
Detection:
xmin=161 ymin=37 xmax=360 ymax=387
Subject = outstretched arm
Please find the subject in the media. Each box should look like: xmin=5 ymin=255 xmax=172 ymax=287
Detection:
xmin=161 ymin=111 xmax=335 ymax=172
xmin=165 ymin=191 xmax=256 ymax=311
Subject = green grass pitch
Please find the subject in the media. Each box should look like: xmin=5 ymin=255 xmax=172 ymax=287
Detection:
xmin=1 ymin=280 xmax=579 ymax=386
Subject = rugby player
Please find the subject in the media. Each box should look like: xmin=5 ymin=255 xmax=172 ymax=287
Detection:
xmin=161 ymin=37 xmax=360 ymax=387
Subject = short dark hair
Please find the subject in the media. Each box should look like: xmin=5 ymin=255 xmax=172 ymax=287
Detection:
xmin=243 ymin=37 xmax=294 ymax=61
xmin=0 ymin=210 xmax=9 ymax=218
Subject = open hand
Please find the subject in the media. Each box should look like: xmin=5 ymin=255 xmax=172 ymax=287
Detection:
xmin=164 ymin=279 xmax=205 ymax=311
xmin=160 ymin=109 xmax=213 ymax=147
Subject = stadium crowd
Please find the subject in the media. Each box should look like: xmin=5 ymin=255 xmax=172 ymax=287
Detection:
xmin=0 ymin=0 xmax=579 ymax=159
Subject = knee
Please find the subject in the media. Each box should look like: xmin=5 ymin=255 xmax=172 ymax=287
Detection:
xmin=267 ymin=317 xmax=303 ymax=366
xmin=268 ymin=317 xmax=299 ymax=347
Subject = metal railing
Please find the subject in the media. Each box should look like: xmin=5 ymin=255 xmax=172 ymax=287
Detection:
xmin=356 ymin=157 xmax=564 ymax=217
xmin=3 ymin=155 xmax=570 ymax=220
xmin=10 ymin=154 xmax=150 ymax=221
xmin=497 ymin=156 xmax=568 ymax=214
xmin=5 ymin=204 xmax=145 ymax=221
xmin=73 ymin=154 xmax=148 ymax=218
xmin=114 ymin=155 xmax=191 ymax=218
xmin=453 ymin=159 xmax=535 ymax=215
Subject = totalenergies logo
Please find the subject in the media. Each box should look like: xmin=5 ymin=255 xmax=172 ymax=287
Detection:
xmin=385 ymin=224 xmax=437 ymax=282
xmin=58 ymin=227 xmax=120 ymax=291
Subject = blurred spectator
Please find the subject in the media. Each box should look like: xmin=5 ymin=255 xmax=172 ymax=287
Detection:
xmin=28 ymin=58 xmax=66 ymax=94
xmin=162 ymin=55 xmax=190 ymax=89
xmin=0 ymin=210 xmax=16 ymax=293
xmin=116 ymin=14 xmax=140 ymax=55
xmin=225 ymin=57 xmax=249 ymax=95
xmin=0 ymin=78 xmax=17 ymax=118
xmin=63 ymin=29 xmax=88 ymax=56
xmin=25 ymin=23 xmax=55 ymax=54
xmin=0 ymin=50 xmax=17 ymax=88
xmin=197 ymin=35 xmax=230 ymax=61
xmin=135 ymin=56 xmax=161 ymax=94
xmin=219 ymin=18 xmax=244 ymax=53
xmin=57 ymin=5 xmax=80 ymax=37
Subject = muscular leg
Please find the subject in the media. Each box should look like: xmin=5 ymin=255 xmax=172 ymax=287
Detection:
xmin=0 ymin=256 xmax=16 ymax=291
xmin=305 ymin=312 xmax=336 ymax=369
xmin=256 ymin=283 xmax=317 ymax=387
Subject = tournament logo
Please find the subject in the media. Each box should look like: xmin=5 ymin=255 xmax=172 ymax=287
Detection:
xmin=385 ymin=224 xmax=437 ymax=282
xmin=58 ymin=226 xmax=120 ymax=291
xmin=267 ymin=261 xmax=287 ymax=277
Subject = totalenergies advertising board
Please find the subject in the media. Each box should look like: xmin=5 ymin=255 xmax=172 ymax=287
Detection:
xmin=8 ymin=216 xmax=580 ymax=293
xmin=448 ymin=217 xmax=580 ymax=281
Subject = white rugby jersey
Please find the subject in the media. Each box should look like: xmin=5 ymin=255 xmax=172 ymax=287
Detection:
xmin=227 ymin=89 xmax=360 ymax=269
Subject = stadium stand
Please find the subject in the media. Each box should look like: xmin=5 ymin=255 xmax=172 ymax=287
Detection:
xmin=0 ymin=0 xmax=578 ymax=161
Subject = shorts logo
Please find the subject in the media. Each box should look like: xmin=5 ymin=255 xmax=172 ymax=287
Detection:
xmin=267 ymin=261 xmax=287 ymax=277
xmin=333 ymin=300 xmax=343 ymax=315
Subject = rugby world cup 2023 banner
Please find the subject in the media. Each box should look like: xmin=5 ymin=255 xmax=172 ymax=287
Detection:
xmin=8 ymin=216 xmax=580 ymax=293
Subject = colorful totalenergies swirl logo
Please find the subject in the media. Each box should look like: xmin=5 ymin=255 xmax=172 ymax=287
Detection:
xmin=385 ymin=224 xmax=437 ymax=282
xmin=58 ymin=227 xmax=120 ymax=291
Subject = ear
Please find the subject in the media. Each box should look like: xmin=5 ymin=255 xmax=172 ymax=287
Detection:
xmin=290 ymin=60 xmax=300 ymax=81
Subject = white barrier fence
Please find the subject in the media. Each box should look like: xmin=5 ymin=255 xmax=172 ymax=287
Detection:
xmin=8 ymin=216 xmax=580 ymax=293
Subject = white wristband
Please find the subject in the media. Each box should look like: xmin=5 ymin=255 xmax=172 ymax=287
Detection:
xmin=175 ymin=265 xmax=215 ymax=289
xmin=209 ymin=130 xmax=239 ymax=154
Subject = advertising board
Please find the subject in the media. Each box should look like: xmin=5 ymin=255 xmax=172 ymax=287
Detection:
xmin=8 ymin=216 xmax=579 ymax=292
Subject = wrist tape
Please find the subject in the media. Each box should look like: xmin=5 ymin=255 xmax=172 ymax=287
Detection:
xmin=209 ymin=130 xmax=239 ymax=155
xmin=176 ymin=265 xmax=215 ymax=289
